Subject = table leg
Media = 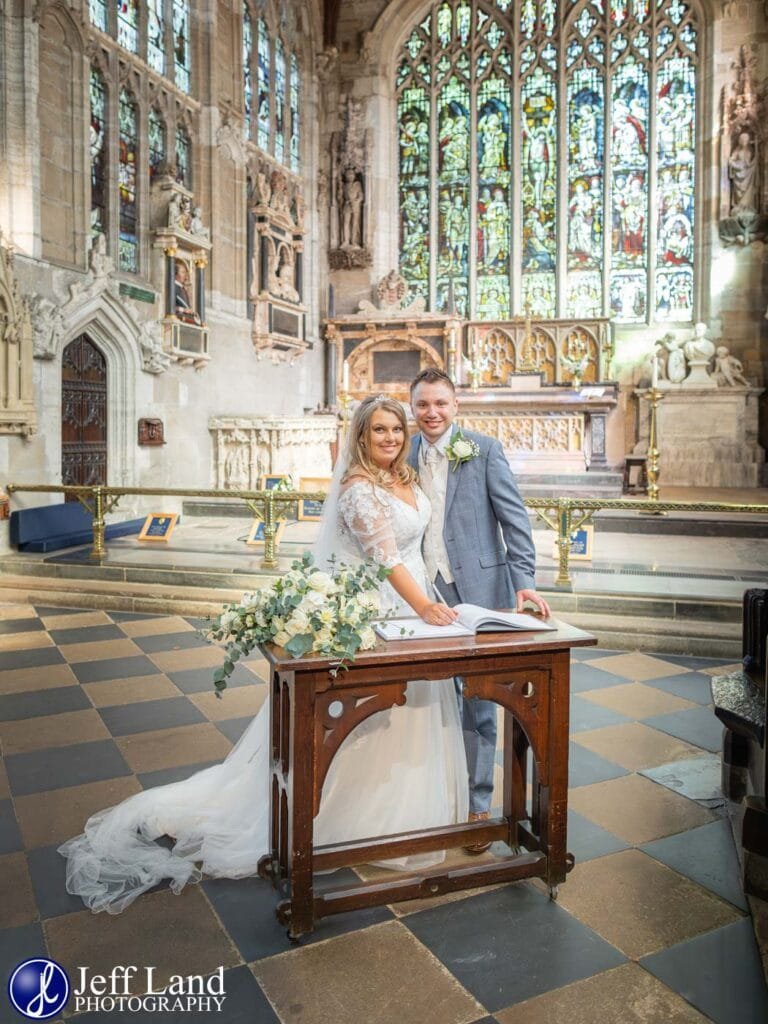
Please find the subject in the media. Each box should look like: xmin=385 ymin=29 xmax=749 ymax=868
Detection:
xmin=284 ymin=676 xmax=316 ymax=939
xmin=504 ymin=712 xmax=528 ymax=850
xmin=543 ymin=650 xmax=571 ymax=890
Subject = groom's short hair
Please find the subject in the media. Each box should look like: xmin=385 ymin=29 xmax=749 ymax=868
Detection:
xmin=410 ymin=368 xmax=455 ymax=395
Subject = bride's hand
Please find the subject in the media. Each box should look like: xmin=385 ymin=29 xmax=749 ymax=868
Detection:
xmin=419 ymin=602 xmax=459 ymax=626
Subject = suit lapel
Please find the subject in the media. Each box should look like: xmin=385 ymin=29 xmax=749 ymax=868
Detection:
xmin=409 ymin=433 xmax=422 ymax=473
xmin=444 ymin=425 xmax=462 ymax=524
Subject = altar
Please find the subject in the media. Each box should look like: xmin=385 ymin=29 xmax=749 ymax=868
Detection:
xmin=258 ymin=621 xmax=596 ymax=939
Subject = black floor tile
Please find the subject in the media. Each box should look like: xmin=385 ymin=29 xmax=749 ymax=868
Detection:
xmin=403 ymin=882 xmax=625 ymax=1012
xmin=48 ymin=623 xmax=125 ymax=645
xmin=0 ymin=686 xmax=91 ymax=722
xmin=69 ymin=965 xmax=278 ymax=1023
xmin=27 ymin=844 xmax=89 ymax=920
xmin=641 ymin=819 xmax=748 ymax=911
xmin=138 ymin=761 xmax=221 ymax=789
xmin=643 ymin=671 xmax=716 ymax=705
xmin=0 ymin=922 xmax=47 ymax=1020
xmin=0 ymin=618 xmax=45 ymax=635
xmin=566 ymin=809 xmax=629 ymax=864
xmin=168 ymin=664 xmax=256 ymax=694
xmin=0 ymin=799 xmax=24 ymax=855
xmin=202 ymin=869 xmax=394 ymax=961
xmin=0 ymin=647 xmax=64 ymax=671
xmin=5 ymin=739 xmax=131 ymax=796
xmin=71 ymin=655 xmax=159 ymax=685
xmin=569 ymin=695 xmax=632 ymax=732
xmin=641 ymin=918 xmax=768 ymax=1024
xmin=132 ymin=631 xmax=211 ymax=654
xmin=644 ymin=706 xmax=724 ymax=753
xmin=215 ymin=717 xmax=254 ymax=744
xmin=568 ymin=741 xmax=629 ymax=788
xmin=569 ymin=662 xmax=630 ymax=693
xmin=98 ymin=696 xmax=207 ymax=736
xmin=570 ymin=648 xmax=622 ymax=662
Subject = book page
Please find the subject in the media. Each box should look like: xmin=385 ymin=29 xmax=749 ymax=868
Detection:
xmin=455 ymin=604 xmax=556 ymax=632
xmin=374 ymin=617 xmax=473 ymax=641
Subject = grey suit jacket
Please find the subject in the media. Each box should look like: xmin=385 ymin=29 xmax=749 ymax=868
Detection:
xmin=408 ymin=428 xmax=536 ymax=608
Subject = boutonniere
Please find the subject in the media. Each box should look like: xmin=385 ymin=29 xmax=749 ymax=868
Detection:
xmin=445 ymin=430 xmax=480 ymax=472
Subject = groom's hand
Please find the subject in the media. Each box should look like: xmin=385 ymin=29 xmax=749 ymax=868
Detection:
xmin=516 ymin=589 xmax=551 ymax=618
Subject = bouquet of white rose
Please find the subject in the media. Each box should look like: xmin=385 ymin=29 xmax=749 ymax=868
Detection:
xmin=208 ymin=552 xmax=389 ymax=695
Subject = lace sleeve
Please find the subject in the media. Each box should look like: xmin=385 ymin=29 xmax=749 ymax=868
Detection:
xmin=338 ymin=482 xmax=402 ymax=570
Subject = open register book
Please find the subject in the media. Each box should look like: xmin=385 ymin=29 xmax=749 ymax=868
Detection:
xmin=374 ymin=603 xmax=556 ymax=641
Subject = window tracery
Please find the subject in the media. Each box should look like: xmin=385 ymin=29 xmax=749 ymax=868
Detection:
xmin=396 ymin=0 xmax=699 ymax=324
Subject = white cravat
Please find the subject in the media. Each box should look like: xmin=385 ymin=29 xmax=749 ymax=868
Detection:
xmin=419 ymin=435 xmax=454 ymax=584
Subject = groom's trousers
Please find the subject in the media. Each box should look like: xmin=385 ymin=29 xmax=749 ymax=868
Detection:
xmin=435 ymin=573 xmax=497 ymax=814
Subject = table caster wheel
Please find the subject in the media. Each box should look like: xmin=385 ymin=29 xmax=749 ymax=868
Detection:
xmin=286 ymin=930 xmax=302 ymax=945
xmin=549 ymin=885 xmax=559 ymax=901
xmin=257 ymin=855 xmax=274 ymax=880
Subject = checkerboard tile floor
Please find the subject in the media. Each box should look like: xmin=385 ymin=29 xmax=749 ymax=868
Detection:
xmin=1 ymin=603 xmax=766 ymax=1024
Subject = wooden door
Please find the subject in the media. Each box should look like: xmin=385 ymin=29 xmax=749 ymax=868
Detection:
xmin=61 ymin=335 xmax=107 ymax=497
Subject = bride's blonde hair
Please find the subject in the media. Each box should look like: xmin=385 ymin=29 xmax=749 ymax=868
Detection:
xmin=343 ymin=395 xmax=416 ymax=488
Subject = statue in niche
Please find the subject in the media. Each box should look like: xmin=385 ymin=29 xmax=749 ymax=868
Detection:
xmin=68 ymin=232 xmax=116 ymax=303
xmin=728 ymin=130 xmax=759 ymax=214
xmin=274 ymin=247 xmax=299 ymax=303
xmin=190 ymin=207 xmax=209 ymax=239
xmin=339 ymin=168 xmax=364 ymax=249
xmin=269 ymin=171 xmax=290 ymax=216
xmin=714 ymin=346 xmax=750 ymax=387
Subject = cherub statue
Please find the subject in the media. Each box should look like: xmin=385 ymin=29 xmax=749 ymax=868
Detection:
xmin=714 ymin=345 xmax=750 ymax=387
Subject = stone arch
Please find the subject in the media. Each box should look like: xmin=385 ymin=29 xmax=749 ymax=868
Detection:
xmin=54 ymin=295 xmax=141 ymax=486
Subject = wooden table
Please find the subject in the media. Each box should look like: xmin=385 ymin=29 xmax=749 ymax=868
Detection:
xmin=257 ymin=620 xmax=596 ymax=939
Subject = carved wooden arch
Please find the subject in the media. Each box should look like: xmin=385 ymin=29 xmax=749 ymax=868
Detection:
xmin=313 ymin=682 xmax=408 ymax=816
xmin=345 ymin=328 xmax=445 ymax=398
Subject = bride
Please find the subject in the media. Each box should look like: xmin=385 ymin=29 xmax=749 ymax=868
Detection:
xmin=59 ymin=394 xmax=469 ymax=914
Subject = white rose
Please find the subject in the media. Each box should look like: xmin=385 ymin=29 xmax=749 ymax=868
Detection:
xmin=286 ymin=609 xmax=310 ymax=634
xmin=452 ymin=439 xmax=473 ymax=458
xmin=219 ymin=610 xmax=236 ymax=630
xmin=302 ymin=591 xmax=326 ymax=610
xmin=359 ymin=626 xmax=377 ymax=649
xmin=315 ymin=626 xmax=334 ymax=646
xmin=360 ymin=592 xmax=380 ymax=613
xmin=273 ymin=630 xmax=290 ymax=647
xmin=308 ymin=571 xmax=334 ymax=593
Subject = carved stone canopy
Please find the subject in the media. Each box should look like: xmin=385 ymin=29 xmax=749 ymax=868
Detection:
xmin=0 ymin=235 xmax=37 ymax=436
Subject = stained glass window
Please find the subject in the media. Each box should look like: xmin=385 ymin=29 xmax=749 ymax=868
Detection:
xmin=89 ymin=68 xmax=108 ymax=240
xmin=257 ymin=18 xmax=271 ymax=151
xmin=290 ymin=53 xmax=300 ymax=172
xmin=148 ymin=107 xmax=166 ymax=179
xmin=89 ymin=0 xmax=108 ymax=32
xmin=173 ymin=0 xmax=191 ymax=93
xmin=148 ymin=0 xmax=165 ymax=74
xmin=275 ymin=38 xmax=286 ymax=164
xmin=243 ymin=6 xmax=253 ymax=140
xmin=175 ymin=125 xmax=191 ymax=188
xmin=118 ymin=89 xmax=138 ymax=272
xmin=116 ymin=1 xmax=139 ymax=53
xmin=396 ymin=0 xmax=699 ymax=324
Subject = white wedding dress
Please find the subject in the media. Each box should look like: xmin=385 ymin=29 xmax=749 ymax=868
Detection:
xmin=59 ymin=480 xmax=469 ymax=914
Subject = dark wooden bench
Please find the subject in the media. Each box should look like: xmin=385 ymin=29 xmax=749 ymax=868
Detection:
xmin=712 ymin=589 xmax=768 ymax=899
xmin=10 ymin=503 xmax=145 ymax=553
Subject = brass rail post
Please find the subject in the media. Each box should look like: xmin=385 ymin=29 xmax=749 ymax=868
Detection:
xmin=262 ymin=491 xmax=278 ymax=569
xmin=556 ymin=499 xmax=573 ymax=587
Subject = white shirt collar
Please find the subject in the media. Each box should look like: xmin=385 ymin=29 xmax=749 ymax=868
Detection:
xmin=420 ymin=425 xmax=454 ymax=456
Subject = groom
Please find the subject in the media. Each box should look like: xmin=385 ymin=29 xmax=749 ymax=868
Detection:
xmin=408 ymin=368 xmax=550 ymax=852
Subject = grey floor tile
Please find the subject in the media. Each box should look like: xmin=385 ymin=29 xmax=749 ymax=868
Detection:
xmin=570 ymin=648 xmax=623 ymax=662
xmin=0 ymin=618 xmax=45 ymax=635
xmin=643 ymin=671 xmax=716 ymax=705
xmin=5 ymin=739 xmax=131 ymax=796
xmin=0 ymin=923 xmax=47 ymax=1019
xmin=567 ymin=809 xmax=630 ymax=864
xmin=133 ymin=631 xmax=211 ymax=654
xmin=569 ymin=695 xmax=633 ymax=733
xmin=644 ymin=707 xmax=725 ymax=753
xmin=167 ymin=664 xmax=255 ymax=694
xmin=570 ymin=662 xmax=632 ymax=693
xmin=403 ymin=882 xmax=625 ymax=1012
xmin=107 ymin=610 xmax=164 ymax=622
xmin=642 ymin=918 xmax=768 ymax=1024
xmin=0 ymin=799 xmax=24 ymax=855
xmin=640 ymin=754 xmax=725 ymax=804
xmin=569 ymin=741 xmax=629 ymax=788
xmin=183 ymin=616 xmax=212 ymax=631
xmin=27 ymin=844 xmax=89 ymax=919
xmin=202 ymin=870 xmax=394 ymax=961
xmin=216 ymin=717 xmax=254 ymax=744
xmin=641 ymin=819 xmax=748 ymax=911
xmin=0 ymin=647 xmax=64 ymax=671
xmin=32 ymin=605 xmax=85 ymax=617
xmin=71 ymin=655 xmax=159 ymax=685
xmin=660 ymin=654 xmax=740 ymax=671
xmin=98 ymin=697 xmax=206 ymax=736
xmin=48 ymin=623 xmax=125 ymax=645
xmin=138 ymin=761 xmax=221 ymax=789
xmin=0 ymin=686 xmax=91 ymax=722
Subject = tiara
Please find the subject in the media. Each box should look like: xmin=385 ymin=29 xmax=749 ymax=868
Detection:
xmin=372 ymin=393 xmax=388 ymax=404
